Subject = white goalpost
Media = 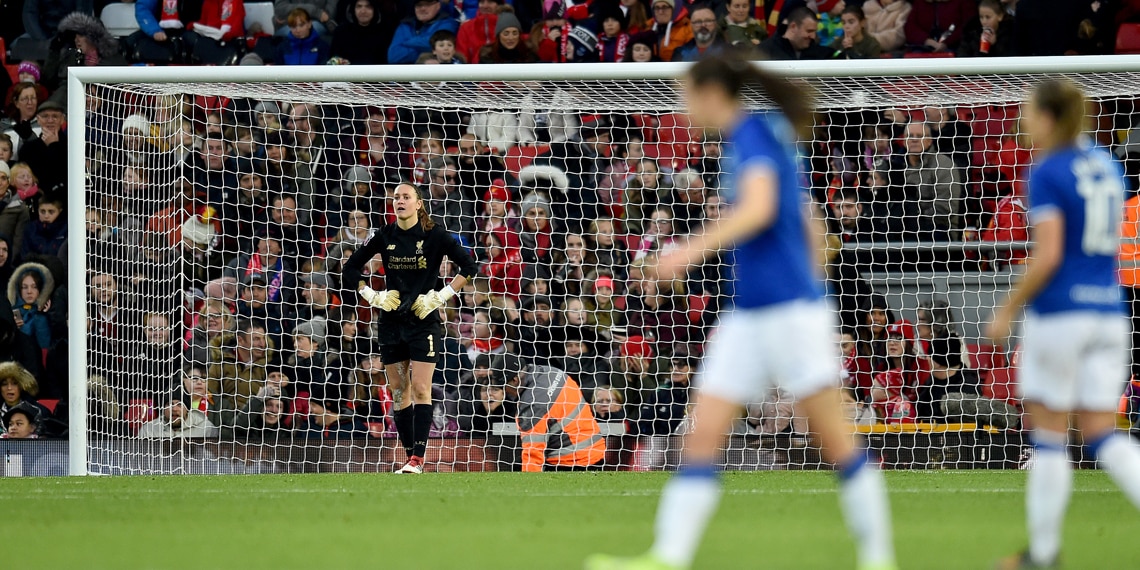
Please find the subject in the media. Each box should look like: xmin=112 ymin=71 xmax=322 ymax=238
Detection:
xmin=65 ymin=56 xmax=1140 ymax=476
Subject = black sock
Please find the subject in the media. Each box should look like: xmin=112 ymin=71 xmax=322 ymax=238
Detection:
xmin=411 ymin=404 xmax=434 ymax=458
xmin=393 ymin=406 xmax=414 ymax=458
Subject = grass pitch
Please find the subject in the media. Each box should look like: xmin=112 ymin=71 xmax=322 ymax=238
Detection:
xmin=6 ymin=471 xmax=1137 ymax=569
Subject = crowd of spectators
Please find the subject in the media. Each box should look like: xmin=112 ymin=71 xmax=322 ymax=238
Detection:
xmin=0 ymin=0 xmax=1137 ymax=445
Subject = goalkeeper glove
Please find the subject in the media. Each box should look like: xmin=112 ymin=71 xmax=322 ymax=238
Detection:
xmin=359 ymin=286 xmax=400 ymax=311
xmin=411 ymin=285 xmax=456 ymax=319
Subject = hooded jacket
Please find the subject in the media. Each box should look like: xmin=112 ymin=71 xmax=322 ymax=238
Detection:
xmin=43 ymin=13 xmax=127 ymax=91
xmin=650 ymin=8 xmax=692 ymax=62
xmin=331 ymin=0 xmax=395 ymax=64
xmin=862 ymin=0 xmax=911 ymax=52
xmin=387 ymin=10 xmax=459 ymax=64
xmin=275 ymin=30 xmax=332 ymax=65
xmin=7 ymin=262 xmax=53 ymax=350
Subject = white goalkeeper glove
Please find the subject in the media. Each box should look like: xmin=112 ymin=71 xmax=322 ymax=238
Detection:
xmin=359 ymin=286 xmax=400 ymax=311
xmin=411 ymin=285 xmax=456 ymax=319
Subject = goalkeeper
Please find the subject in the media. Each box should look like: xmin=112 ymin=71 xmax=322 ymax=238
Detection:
xmin=342 ymin=182 xmax=478 ymax=474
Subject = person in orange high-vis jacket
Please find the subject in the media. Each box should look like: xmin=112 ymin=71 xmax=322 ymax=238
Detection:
xmin=1120 ymin=193 xmax=1140 ymax=377
xmin=494 ymin=354 xmax=606 ymax=472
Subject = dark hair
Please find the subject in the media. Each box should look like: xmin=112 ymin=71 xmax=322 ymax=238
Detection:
xmin=686 ymin=51 xmax=814 ymax=137
xmin=785 ymin=6 xmax=818 ymax=27
xmin=18 ymin=268 xmax=43 ymax=292
xmin=841 ymin=5 xmax=865 ymax=20
xmin=430 ymin=29 xmax=457 ymax=47
xmin=978 ymin=0 xmax=1003 ymax=13
xmin=40 ymin=193 xmax=65 ymax=211
xmin=690 ymin=3 xmax=715 ymax=18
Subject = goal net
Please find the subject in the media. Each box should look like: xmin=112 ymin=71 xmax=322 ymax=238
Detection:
xmin=68 ymin=59 xmax=1140 ymax=475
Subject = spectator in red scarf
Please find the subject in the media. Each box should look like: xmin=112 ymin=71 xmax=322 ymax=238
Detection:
xmin=870 ymin=322 xmax=930 ymax=423
xmin=464 ymin=307 xmax=507 ymax=360
xmin=529 ymin=2 xmax=568 ymax=62
xmin=597 ymin=3 xmax=632 ymax=62
xmin=481 ymin=226 xmax=524 ymax=298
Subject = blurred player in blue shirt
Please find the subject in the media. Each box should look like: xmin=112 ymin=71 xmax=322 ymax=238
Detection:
xmin=988 ymin=79 xmax=1140 ymax=569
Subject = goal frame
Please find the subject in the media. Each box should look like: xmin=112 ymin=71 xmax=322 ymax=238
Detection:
xmin=66 ymin=55 xmax=1140 ymax=476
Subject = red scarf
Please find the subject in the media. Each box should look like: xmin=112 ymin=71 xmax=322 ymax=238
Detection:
xmin=472 ymin=338 xmax=504 ymax=354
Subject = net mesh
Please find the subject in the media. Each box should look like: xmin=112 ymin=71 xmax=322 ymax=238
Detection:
xmin=76 ymin=69 xmax=1140 ymax=474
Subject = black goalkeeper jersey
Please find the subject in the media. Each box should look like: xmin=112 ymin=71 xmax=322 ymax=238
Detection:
xmin=342 ymin=221 xmax=479 ymax=320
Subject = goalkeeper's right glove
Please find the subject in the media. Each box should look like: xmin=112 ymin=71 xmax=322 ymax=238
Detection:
xmin=359 ymin=286 xmax=400 ymax=311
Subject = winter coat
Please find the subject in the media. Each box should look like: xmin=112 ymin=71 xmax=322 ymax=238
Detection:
xmin=904 ymin=0 xmax=976 ymax=50
xmin=457 ymin=12 xmax=497 ymax=63
xmin=43 ymin=13 xmax=127 ymax=91
xmin=387 ymin=12 xmax=459 ymax=64
xmin=670 ymin=37 xmax=729 ymax=61
xmin=830 ymin=33 xmax=882 ymax=59
xmin=138 ymin=409 xmax=220 ymax=438
xmin=0 ymin=194 xmax=29 ymax=260
xmin=21 ymin=216 xmax=66 ymax=262
xmin=19 ymin=130 xmax=67 ymax=193
xmin=330 ymin=0 xmax=394 ymax=64
xmin=863 ymin=0 xmax=911 ymax=52
xmin=650 ymin=12 xmax=692 ymax=62
xmin=7 ymin=262 xmax=53 ymax=350
xmin=206 ymin=332 xmax=277 ymax=420
xmin=481 ymin=226 xmax=524 ymax=298
xmin=635 ymin=381 xmax=689 ymax=436
xmin=275 ymin=30 xmax=332 ymax=64
xmin=721 ymin=16 xmax=767 ymax=47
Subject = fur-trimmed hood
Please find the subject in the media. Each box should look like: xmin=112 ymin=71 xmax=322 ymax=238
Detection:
xmin=8 ymin=262 xmax=55 ymax=308
xmin=58 ymin=12 xmax=119 ymax=57
xmin=518 ymin=164 xmax=571 ymax=194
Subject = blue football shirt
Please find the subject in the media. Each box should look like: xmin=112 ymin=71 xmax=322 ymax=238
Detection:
xmin=1027 ymin=140 xmax=1125 ymax=315
xmin=721 ymin=113 xmax=823 ymax=310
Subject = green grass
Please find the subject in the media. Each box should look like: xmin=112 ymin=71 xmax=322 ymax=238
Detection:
xmin=5 ymin=471 xmax=1137 ymax=569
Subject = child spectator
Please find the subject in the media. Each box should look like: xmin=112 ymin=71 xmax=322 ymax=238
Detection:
xmin=720 ymin=0 xmax=767 ymax=47
xmin=0 ymin=362 xmax=51 ymax=432
xmin=10 ymin=163 xmax=40 ymax=214
xmin=869 ymin=323 xmax=927 ymax=423
xmin=457 ymin=0 xmax=503 ymax=63
xmin=529 ymin=3 xmax=567 ymax=62
xmin=832 ymin=6 xmax=882 ymax=58
xmin=418 ymin=29 xmax=466 ymax=63
xmin=275 ymin=9 xmax=332 ymax=65
xmin=585 ymin=273 xmax=624 ymax=338
xmin=597 ymin=3 xmax=632 ymax=62
xmin=862 ymin=0 xmax=911 ymax=52
xmin=8 ymin=262 xmax=53 ymax=351
xmin=21 ymin=193 xmax=65 ymax=262
xmin=957 ymin=0 xmax=1015 ymax=57
xmin=1 ymin=403 xmax=40 ymax=438
xmin=0 ymin=135 xmax=12 ymax=166
xmin=477 ymin=12 xmax=538 ymax=63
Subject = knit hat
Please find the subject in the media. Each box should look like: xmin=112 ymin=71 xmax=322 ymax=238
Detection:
xmin=620 ymin=335 xmax=653 ymax=358
xmin=518 ymin=192 xmax=551 ymax=217
xmin=930 ymin=336 xmax=963 ymax=369
xmin=293 ymin=317 xmax=328 ymax=342
xmin=253 ymin=101 xmax=281 ymax=115
xmin=121 ymin=114 xmax=152 ymax=136
xmin=495 ymin=12 xmax=522 ymax=36
xmin=181 ymin=215 xmax=214 ymax=246
xmin=566 ymin=21 xmax=599 ymax=59
xmin=484 ymin=179 xmax=510 ymax=203
xmin=543 ymin=0 xmax=565 ymax=20
xmin=16 ymin=62 xmax=40 ymax=83
xmin=301 ymin=272 xmax=331 ymax=288
xmin=651 ymin=0 xmax=674 ymax=9
xmin=490 ymin=354 xmax=525 ymax=386
xmin=345 ymin=165 xmax=372 ymax=186
xmin=816 ymin=0 xmax=842 ymax=13
xmin=597 ymin=2 xmax=628 ymax=29
xmin=886 ymin=320 xmax=915 ymax=341
xmin=0 ymin=162 xmax=9 ymax=177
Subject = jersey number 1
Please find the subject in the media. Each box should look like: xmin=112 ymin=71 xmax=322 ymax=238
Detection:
xmin=1074 ymin=157 xmax=1123 ymax=256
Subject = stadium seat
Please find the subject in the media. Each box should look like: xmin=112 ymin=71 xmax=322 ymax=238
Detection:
xmin=101 ymin=3 xmax=141 ymax=38
xmin=984 ymin=367 xmax=1019 ymax=405
xmin=245 ymin=2 xmax=276 ymax=35
xmin=967 ymin=343 xmax=1007 ymax=371
xmin=5 ymin=65 xmax=17 ymax=85
xmin=903 ymin=52 xmax=955 ymax=58
xmin=655 ymin=113 xmax=694 ymax=147
xmin=0 ymin=37 xmax=6 ymax=64
xmin=38 ymin=399 xmax=59 ymax=414
xmin=1118 ymin=23 xmax=1140 ymax=55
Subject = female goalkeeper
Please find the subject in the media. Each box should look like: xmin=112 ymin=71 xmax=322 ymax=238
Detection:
xmin=342 ymin=182 xmax=479 ymax=474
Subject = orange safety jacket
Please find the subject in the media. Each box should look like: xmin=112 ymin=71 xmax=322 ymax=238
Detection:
xmin=1121 ymin=194 xmax=1140 ymax=288
xmin=516 ymin=365 xmax=606 ymax=472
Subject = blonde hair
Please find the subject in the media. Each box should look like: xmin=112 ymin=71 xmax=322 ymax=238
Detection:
xmin=9 ymin=162 xmax=37 ymax=185
xmin=197 ymin=299 xmax=235 ymax=332
xmin=1031 ymin=79 xmax=1089 ymax=147
xmin=0 ymin=361 xmax=38 ymax=397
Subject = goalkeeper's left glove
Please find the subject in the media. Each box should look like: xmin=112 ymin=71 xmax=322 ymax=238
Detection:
xmin=411 ymin=285 xmax=456 ymax=319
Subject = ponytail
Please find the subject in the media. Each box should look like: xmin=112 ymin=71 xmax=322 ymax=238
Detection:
xmin=412 ymin=184 xmax=436 ymax=230
xmin=687 ymin=50 xmax=815 ymax=138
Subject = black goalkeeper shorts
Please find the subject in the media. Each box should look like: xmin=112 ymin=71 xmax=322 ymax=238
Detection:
xmin=377 ymin=317 xmax=443 ymax=365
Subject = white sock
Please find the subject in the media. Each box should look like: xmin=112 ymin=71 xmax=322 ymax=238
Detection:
xmin=650 ymin=466 xmax=721 ymax=568
xmin=1027 ymin=429 xmax=1072 ymax=566
xmin=838 ymin=454 xmax=896 ymax=568
xmin=1092 ymin=433 xmax=1140 ymax=509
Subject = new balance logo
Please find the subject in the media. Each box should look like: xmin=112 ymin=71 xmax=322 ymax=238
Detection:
xmin=387 ymin=245 xmax=396 ymax=250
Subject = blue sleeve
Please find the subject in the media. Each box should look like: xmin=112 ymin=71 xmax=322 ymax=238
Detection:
xmin=136 ymin=0 xmax=162 ymax=37
xmin=1027 ymin=163 xmax=1063 ymax=220
xmin=387 ymin=23 xmax=419 ymax=64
